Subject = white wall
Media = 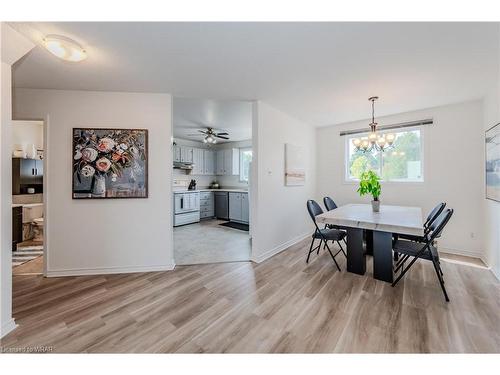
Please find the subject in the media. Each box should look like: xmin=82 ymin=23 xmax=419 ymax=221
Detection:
xmin=483 ymin=25 xmax=500 ymax=279
xmin=13 ymin=88 xmax=174 ymax=276
xmin=251 ymin=101 xmax=316 ymax=262
xmin=12 ymin=120 xmax=43 ymax=154
xmin=317 ymin=100 xmax=485 ymax=259
xmin=1 ymin=22 xmax=35 ymax=338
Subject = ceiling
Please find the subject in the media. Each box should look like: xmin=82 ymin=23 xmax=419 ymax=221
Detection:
xmin=173 ymin=97 xmax=252 ymax=143
xmin=11 ymin=22 xmax=499 ymax=126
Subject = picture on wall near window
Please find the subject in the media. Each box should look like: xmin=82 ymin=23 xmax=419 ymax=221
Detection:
xmin=285 ymin=143 xmax=305 ymax=186
xmin=72 ymin=128 xmax=148 ymax=199
xmin=486 ymin=123 xmax=500 ymax=202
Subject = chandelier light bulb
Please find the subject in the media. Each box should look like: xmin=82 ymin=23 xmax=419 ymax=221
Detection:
xmin=386 ymin=133 xmax=395 ymax=144
xmin=353 ymin=138 xmax=361 ymax=148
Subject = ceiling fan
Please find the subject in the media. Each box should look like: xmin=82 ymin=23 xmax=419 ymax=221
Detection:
xmin=189 ymin=127 xmax=229 ymax=144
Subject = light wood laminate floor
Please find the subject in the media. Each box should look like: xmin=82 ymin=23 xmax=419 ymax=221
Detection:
xmin=2 ymin=239 xmax=500 ymax=353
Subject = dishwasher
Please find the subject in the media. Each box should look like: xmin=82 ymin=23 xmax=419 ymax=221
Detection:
xmin=214 ymin=191 xmax=229 ymax=220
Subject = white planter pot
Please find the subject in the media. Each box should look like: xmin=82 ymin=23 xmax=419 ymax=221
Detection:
xmin=371 ymin=200 xmax=380 ymax=213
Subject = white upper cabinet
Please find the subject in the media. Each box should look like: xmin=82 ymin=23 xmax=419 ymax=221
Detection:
xmin=180 ymin=146 xmax=193 ymax=163
xmin=204 ymin=150 xmax=215 ymax=175
xmin=173 ymin=144 xmax=182 ymax=162
xmin=216 ymin=150 xmax=225 ymax=175
xmin=216 ymin=148 xmax=239 ymax=176
xmin=192 ymin=148 xmax=204 ymax=175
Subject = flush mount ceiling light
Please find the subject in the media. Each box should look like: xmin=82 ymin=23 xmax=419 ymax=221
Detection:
xmin=43 ymin=34 xmax=87 ymax=62
xmin=352 ymin=96 xmax=395 ymax=153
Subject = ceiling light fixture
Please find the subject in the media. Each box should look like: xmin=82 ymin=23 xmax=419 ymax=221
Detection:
xmin=352 ymin=97 xmax=395 ymax=153
xmin=43 ymin=34 xmax=87 ymax=62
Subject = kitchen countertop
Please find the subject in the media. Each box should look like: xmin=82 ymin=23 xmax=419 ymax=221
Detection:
xmin=12 ymin=203 xmax=43 ymax=208
xmin=173 ymin=188 xmax=248 ymax=194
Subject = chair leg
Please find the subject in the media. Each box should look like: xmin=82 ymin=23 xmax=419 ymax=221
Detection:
xmin=392 ymin=254 xmax=421 ymax=287
xmin=306 ymin=237 xmax=315 ymax=264
xmin=337 ymin=241 xmax=347 ymax=258
xmin=324 ymin=242 xmax=341 ymax=272
xmin=317 ymin=239 xmax=323 ymax=254
xmin=432 ymin=259 xmax=449 ymax=302
xmin=394 ymin=254 xmax=410 ymax=273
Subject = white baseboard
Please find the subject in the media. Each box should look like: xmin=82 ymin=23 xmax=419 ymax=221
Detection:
xmin=46 ymin=263 xmax=176 ymax=277
xmin=0 ymin=318 xmax=17 ymax=339
xmin=439 ymin=246 xmax=483 ymax=260
xmin=251 ymin=232 xmax=310 ymax=263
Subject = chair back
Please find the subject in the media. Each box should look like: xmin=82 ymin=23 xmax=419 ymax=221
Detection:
xmin=426 ymin=208 xmax=454 ymax=243
xmin=306 ymin=200 xmax=324 ymax=230
xmin=323 ymin=196 xmax=338 ymax=211
xmin=424 ymin=202 xmax=446 ymax=229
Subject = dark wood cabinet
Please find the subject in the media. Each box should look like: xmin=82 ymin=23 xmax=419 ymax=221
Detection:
xmin=12 ymin=206 xmax=23 ymax=251
xmin=12 ymin=158 xmax=43 ymax=194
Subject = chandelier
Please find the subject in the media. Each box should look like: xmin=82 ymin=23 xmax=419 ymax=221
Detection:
xmin=352 ymin=96 xmax=395 ymax=153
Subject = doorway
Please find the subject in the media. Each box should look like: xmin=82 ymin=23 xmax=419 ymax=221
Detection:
xmin=171 ymin=97 xmax=253 ymax=265
xmin=11 ymin=120 xmax=45 ymax=276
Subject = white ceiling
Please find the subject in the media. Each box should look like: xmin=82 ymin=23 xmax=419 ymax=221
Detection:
xmin=11 ymin=22 xmax=499 ymax=126
xmin=173 ymin=97 xmax=252 ymax=143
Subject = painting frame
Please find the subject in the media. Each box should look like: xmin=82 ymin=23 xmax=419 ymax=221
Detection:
xmin=486 ymin=122 xmax=500 ymax=203
xmin=72 ymin=127 xmax=149 ymax=199
xmin=284 ymin=143 xmax=306 ymax=186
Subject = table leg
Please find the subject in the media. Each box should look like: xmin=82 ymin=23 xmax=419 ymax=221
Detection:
xmin=347 ymin=228 xmax=366 ymax=275
xmin=373 ymin=230 xmax=393 ymax=283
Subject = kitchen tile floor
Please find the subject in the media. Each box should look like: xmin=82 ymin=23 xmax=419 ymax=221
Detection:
xmin=174 ymin=219 xmax=251 ymax=265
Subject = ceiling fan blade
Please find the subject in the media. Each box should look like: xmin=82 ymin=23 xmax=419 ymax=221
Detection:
xmin=198 ymin=130 xmax=208 ymax=134
xmin=216 ymin=132 xmax=229 ymax=136
xmin=216 ymin=135 xmax=229 ymax=139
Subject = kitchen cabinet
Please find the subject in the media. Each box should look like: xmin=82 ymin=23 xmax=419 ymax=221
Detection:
xmin=216 ymin=148 xmax=240 ymax=176
xmin=12 ymin=158 xmax=43 ymax=195
xmin=203 ymin=150 xmax=215 ymax=175
xmin=200 ymin=191 xmax=214 ymax=219
xmin=228 ymin=192 xmax=249 ymax=223
xmin=192 ymin=148 xmax=204 ymax=175
xmin=173 ymin=145 xmax=194 ymax=164
xmin=180 ymin=146 xmax=193 ymax=163
xmin=173 ymin=145 xmax=182 ymax=162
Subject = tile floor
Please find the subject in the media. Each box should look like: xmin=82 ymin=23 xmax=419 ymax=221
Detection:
xmin=174 ymin=219 xmax=251 ymax=265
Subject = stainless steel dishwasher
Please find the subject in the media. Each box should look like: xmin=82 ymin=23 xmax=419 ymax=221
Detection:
xmin=214 ymin=191 xmax=229 ymax=220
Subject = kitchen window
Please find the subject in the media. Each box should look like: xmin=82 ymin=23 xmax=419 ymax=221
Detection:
xmin=345 ymin=127 xmax=424 ymax=182
xmin=239 ymin=147 xmax=252 ymax=183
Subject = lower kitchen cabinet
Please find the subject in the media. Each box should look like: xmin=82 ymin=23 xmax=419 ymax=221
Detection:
xmin=228 ymin=192 xmax=249 ymax=224
xmin=200 ymin=191 xmax=214 ymax=219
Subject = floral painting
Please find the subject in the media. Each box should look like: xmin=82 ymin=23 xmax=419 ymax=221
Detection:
xmin=72 ymin=128 xmax=148 ymax=199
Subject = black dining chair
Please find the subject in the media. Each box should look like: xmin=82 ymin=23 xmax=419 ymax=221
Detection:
xmin=323 ymin=196 xmax=338 ymax=211
xmin=306 ymin=200 xmax=346 ymax=271
xmin=398 ymin=202 xmax=446 ymax=243
xmin=323 ymin=196 xmax=347 ymax=245
xmin=392 ymin=208 xmax=454 ymax=302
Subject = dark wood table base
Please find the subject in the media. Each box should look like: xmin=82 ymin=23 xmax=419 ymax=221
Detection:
xmin=346 ymin=228 xmax=393 ymax=283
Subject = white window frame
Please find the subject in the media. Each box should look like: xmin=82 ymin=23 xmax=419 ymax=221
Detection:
xmin=239 ymin=147 xmax=252 ymax=183
xmin=344 ymin=126 xmax=425 ymax=183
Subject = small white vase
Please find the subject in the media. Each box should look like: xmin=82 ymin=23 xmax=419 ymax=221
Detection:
xmin=92 ymin=174 xmax=106 ymax=197
xmin=371 ymin=200 xmax=380 ymax=212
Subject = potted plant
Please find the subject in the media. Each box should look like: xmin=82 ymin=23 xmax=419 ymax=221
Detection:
xmin=357 ymin=170 xmax=382 ymax=212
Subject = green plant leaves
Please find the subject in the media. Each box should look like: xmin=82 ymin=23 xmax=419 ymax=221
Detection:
xmin=357 ymin=170 xmax=381 ymax=200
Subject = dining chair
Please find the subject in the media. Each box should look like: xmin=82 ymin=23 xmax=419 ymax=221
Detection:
xmin=323 ymin=196 xmax=338 ymax=211
xmin=306 ymin=200 xmax=347 ymax=271
xmin=398 ymin=202 xmax=446 ymax=242
xmin=392 ymin=208 xmax=454 ymax=302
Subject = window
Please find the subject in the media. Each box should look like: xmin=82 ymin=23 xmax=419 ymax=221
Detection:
xmin=239 ymin=147 xmax=252 ymax=182
xmin=345 ymin=127 xmax=423 ymax=182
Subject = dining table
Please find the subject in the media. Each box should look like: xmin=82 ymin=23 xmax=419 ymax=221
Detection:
xmin=316 ymin=203 xmax=424 ymax=283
